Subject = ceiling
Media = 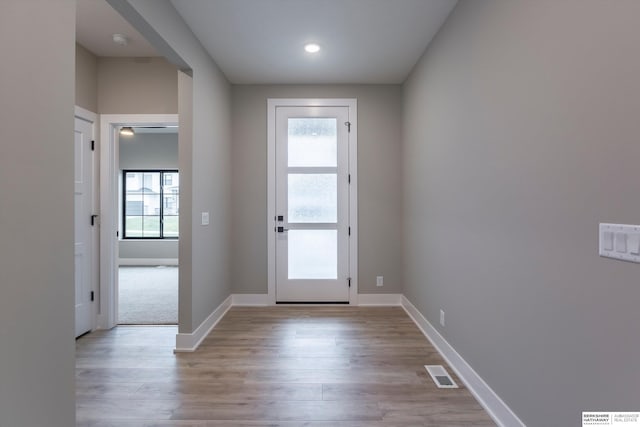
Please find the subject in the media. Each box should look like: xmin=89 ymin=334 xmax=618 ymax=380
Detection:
xmin=77 ymin=0 xmax=458 ymax=84
xmin=170 ymin=0 xmax=458 ymax=84
xmin=76 ymin=0 xmax=158 ymax=56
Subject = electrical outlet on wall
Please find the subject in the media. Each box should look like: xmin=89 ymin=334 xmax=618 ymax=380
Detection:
xmin=376 ymin=276 xmax=383 ymax=287
xmin=201 ymin=212 xmax=210 ymax=226
xmin=440 ymin=309 xmax=445 ymax=327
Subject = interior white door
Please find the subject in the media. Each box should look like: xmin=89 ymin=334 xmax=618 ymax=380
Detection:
xmin=275 ymin=106 xmax=351 ymax=302
xmin=75 ymin=117 xmax=94 ymax=337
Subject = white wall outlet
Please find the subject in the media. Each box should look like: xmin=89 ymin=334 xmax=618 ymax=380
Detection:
xmin=201 ymin=212 xmax=210 ymax=226
xmin=376 ymin=276 xmax=383 ymax=287
xmin=440 ymin=309 xmax=445 ymax=327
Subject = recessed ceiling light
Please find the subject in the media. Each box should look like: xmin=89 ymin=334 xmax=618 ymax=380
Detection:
xmin=120 ymin=127 xmax=135 ymax=136
xmin=304 ymin=43 xmax=320 ymax=53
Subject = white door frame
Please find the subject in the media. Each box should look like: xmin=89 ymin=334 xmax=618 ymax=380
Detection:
xmin=267 ymin=99 xmax=358 ymax=305
xmin=74 ymin=106 xmax=99 ymax=332
xmin=98 ymin=114 xmax=178 ymax=330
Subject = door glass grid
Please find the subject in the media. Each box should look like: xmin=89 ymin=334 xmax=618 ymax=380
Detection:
xmin=286 ymin=118 xmax=339 ymax=279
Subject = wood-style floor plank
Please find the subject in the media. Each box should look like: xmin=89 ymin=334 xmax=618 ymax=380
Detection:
xmin=76 ymin=307 xmax=495 ymax=426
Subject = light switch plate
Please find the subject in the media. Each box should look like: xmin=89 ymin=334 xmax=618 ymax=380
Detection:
xmin=201 ymin=212 xmax=210 ymax=226
xmin=600 ymin=223 xmax=640 ymax=263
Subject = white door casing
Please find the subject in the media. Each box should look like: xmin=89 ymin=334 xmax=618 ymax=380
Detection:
xmin=268 ymin=99 xmax=358 ymax=304
xmin=74 ymin=113 xmax=95 ymax=337
xmin=99 ymin=114 xmax=178 ymax=330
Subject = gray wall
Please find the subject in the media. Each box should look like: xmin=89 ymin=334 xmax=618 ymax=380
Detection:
xmin=75 ymin=43 xmax=98 ymax=112
xmin=402 ymin=1 xmax=640 ymax=425
xmin=178 ymin=71 xmax=194 ymax=330
xmin=119 ymin=132 xmax=179 ymax=261
xmin=0 ymin=1 xmax=76 ymax=426
xmin=75 ymin=48 xmax=176 ymax=115
xmin=231 ymin=85 xmax=403 ymax=294
xmin=111 ymin=0 xmax=233 ymax=333
xmin=119 ymin=240 xmax=178 ymax=260
xmin=77 ymin=43 xmax=180 ymax=262
xmin=119 ymin=132 xmax=178 ymax=169
xmin=98 ymin=56 xmax=178 ymax=114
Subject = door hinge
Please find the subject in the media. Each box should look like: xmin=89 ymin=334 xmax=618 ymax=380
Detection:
xmin=91 ymin=140 xmax=95 ymax=151
xmin=348 ymin=174 xmax=351 ymax=183
xmin=344 ymin=121 xmax=351 ymax=132
xmin=90 ymin=291 xmax=94 ymax=302
xmin=348 ymin=226 xmax=351 ymax=236
xmin=348 ymin=277 xmax=352 ymax=288
xmin=90 ymin=214 xmax=98 ymax=226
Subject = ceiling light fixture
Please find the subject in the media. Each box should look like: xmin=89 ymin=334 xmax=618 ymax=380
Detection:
xmin=304 ymin=43 xmax=320 ymax=53
xmin=120 ymin=127 xmax=135 ymax=136
xmin=112 ymin=33 xmax=129 ymax=46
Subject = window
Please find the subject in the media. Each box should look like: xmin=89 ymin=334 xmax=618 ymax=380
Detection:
xmin=123 ymin=170 xmax=179 ymax=239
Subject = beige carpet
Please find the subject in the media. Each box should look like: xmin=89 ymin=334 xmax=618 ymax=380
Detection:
xmin=118 ymin=266 xmax=178 ymax=324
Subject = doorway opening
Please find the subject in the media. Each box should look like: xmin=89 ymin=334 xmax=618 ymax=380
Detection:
xmin=117 ymin=126 xmax=179 ymax=324
xmin=99 ymin=115 xmax=179 ymax=330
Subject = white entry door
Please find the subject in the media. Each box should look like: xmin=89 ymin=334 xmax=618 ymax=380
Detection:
xmin=74 ymin=116 xmax=94 ymax=337
xmin=275 ymin=106 xmax=351 ymax=302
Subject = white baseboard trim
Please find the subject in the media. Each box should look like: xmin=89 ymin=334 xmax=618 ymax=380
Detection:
xmin=174 ymin=295 xmax=232 ymax=352
xmin=233 ymin=293 xmax=270 ymax=306
xmin=96 ymin=313 xmax=112 ymax=331
xmin=400 ymin=296 xmax=525 ymax=427
xmin=119 ymin=258 xmax=178 ymax=266
xmin=173 ymin=292 xmax=400 ymax=351
xmin=358 ymin=293 xmax=402 ymax=306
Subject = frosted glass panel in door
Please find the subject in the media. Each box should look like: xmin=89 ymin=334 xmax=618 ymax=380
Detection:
xmin=288 ymin=118 xmax=337 ymax=167
xmin=288 ymin=230 xmax=337 ymax=279
xmin=288 ymin=174 xmax=337 ymax=223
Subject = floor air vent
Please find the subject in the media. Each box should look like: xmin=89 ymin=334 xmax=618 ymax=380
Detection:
xmin=425 ymin=365 xmax=458 ymax=389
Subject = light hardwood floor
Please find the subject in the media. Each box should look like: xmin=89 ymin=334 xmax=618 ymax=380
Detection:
xmin=76 ymin=307 xmax=496 ymax=426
